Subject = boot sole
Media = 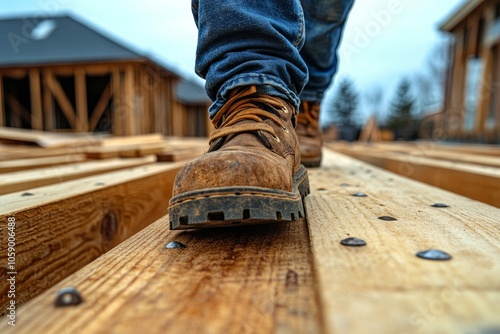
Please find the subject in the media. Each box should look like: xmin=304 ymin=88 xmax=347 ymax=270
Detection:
xmin=168 ymin=165 xmax=310 ymax=229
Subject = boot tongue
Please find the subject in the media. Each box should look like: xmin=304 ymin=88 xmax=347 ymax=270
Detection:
xmin=221 ymin=121 xmax=270 ymax=150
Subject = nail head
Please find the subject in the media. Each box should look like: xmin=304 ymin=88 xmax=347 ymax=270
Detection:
xmin=378 ymin=216 xmax=397 ymax=221
xmin=166 ymin=241 xmax=186 ymax=249
xmin=55 ymin=287 xmax=83 ymax=307
xmin=340 ymin=237 xmax=367 ymax=247
xmin=416 ymin=249 xmax=452 ymax=261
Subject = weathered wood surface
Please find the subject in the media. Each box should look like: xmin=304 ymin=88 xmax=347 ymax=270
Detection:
xmin=3 ymin=149 xmax=498 ymax=333
xmin=0 ymin=162 xmax=184 ymax=316
xmin=0 ymin=156 xmax=156 ymax=195
xmin=306 ymin=150 xmax=500 ymax=333
xmin=330 ymin=143 xmax=500 ymax=207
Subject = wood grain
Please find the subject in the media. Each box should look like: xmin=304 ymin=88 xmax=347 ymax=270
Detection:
xmin=307 ymin=149 xmax=500 ymax=333
xmin=3 ymin=218 xmax=321 ymax=333
xmin=0 ymin=162 xmax=184 ymax=315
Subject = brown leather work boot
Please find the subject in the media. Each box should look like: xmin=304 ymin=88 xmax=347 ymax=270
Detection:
xmin=296 ymin=100 xmax=323 ymax=167
xmin=168 ymin=86 xmax=310 ymax=229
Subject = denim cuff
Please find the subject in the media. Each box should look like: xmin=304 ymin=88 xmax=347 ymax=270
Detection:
xmin=208 ymin=73 xmax=301 ymax=118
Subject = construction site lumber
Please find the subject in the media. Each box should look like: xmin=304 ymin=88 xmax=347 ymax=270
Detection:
xmin=0 ymin=127 xmax=103 ymax=148
xmin=329 ymin=142 xmax=500 ymax=207
xmin=0 ymin=156 xmax=157 ymax=195
xmin=4 ymin=149 xmax=498 ymax=333
xmin=0 ymin=154 xmax=87 ymax=173
xmin=0 ymin=161 xmax=185 ymax=316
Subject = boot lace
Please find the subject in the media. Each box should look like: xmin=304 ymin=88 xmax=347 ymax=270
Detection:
xmin=208 ymin=86 xmax=291 ymax=151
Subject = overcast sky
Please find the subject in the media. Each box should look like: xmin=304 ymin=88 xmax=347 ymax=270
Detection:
xmin=0 ymin=0 xmax=465 ymax=124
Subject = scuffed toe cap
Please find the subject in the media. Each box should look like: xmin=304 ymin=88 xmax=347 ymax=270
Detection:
xmin=173 ymin=147 xmax=294 ymax=195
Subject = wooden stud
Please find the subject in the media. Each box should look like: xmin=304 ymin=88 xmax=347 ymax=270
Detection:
xmin=75 ymin=69 xmax=89 ymax=132
xmin=111 ymin=68 xmax=123 ymax=136
xmin=45 ymin=72 xmax=77 ymax=130
xmin=29 ymin=69 xmax=43 ymax=130
xmin=42 ymin=70 xmax=55 ymax=131
xmin=124 ymin=65 xmax=136 ymax=135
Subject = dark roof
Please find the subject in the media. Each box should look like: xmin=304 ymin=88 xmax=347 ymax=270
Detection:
xmin=176 ymin=79 xmax=211 ymax=105
xmin=0 ymin=14 xmax=173 ymax=71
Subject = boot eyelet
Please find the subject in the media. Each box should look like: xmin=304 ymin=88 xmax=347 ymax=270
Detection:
xmin=273 ymin=135 xmax=281 ymax=142
xmin=282 ymin=127 xmax=289 ymax=134
xmin=281 ymin=106 xmax=289 ymax=114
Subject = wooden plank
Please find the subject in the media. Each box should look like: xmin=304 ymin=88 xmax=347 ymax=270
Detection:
xmin=3 ymin=217 xmax=320 ymax=333
xmin=0 ymin=154 xmax=86 ymax=173
xmin=75 ymin=69 xmax=89 ymax=132
xmin=45 ymin=72 xmax=77 ymax=130
xmin=99 ymin=133 xmax=164 ymax=147
xmin=331 ymin=144 xmax=500 ymax=207
xmin=0 ymin=145 xmax=85 ymax=161
xmin=29 ymin=69 xmax=43 ymax=130
xmin=0 ymin=161 xmax=185 ymax=315
xmin=0 ymin=156 xmax=155 ymax=195
xmin=306 ymin=149 xmax=500 ymax=333
xmin=0 ymin=127 xmax=103 ymax=148
xmin=367 ymin=142 xmax=500 ymax=168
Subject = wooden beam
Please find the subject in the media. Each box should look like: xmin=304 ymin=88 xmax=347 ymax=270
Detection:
xmin=75 ymin=69 xmax=89 ymax=132
xmin=306 ymin=150 xmax=500 ymax=333
xmin=44 ymin=72 xmax=77 ymax=130
xmin=0 ymin=162 xmax=185 ymax=315
xmin=89 ymin=82 xmax=112 ymax=132
xmin=42 ymin=70 xmax=55 ymax=130
xmin=0 ymin=156 xmax=155 ymax=195
xmin=0 ymin=154 xmax=86 ymax=173
xmin=3 ymin=215 xmax=320 ymax=333
xmin=331 ymin=143 xmax=500 ymax=207
xmin=0 ymin=74 xmax=4 ymax=127
xmin=29 ymin=69 xmax=43 ymax=130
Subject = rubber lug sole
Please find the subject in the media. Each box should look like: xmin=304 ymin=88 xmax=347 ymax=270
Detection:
xmin=168 ymin=165 xmax=310 ymax=230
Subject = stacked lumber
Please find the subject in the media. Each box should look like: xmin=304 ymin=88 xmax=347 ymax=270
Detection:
xmin=328 ymin=141 xmax=500 ymax=207
xmin=0 ymin=129 xmax=209 ymax=318
xmin=1 ymin=149 xmax=498 ymax=333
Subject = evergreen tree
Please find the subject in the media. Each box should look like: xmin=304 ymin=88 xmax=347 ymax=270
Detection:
xmin=386 ymin=79 xmax=418 ymax=139
xmin=331 ymin=78 xmax=359 ymax=126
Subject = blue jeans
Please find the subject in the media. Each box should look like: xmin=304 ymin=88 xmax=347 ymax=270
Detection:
xmin=192 ymin=0 xmax=354 ymax=118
